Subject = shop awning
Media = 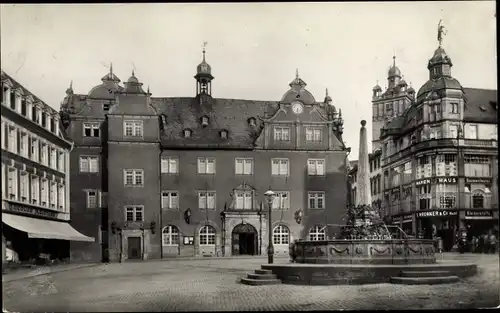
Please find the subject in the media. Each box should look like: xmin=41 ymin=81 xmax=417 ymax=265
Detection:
xmin=2 ymin=213 xmax=95 ymax=242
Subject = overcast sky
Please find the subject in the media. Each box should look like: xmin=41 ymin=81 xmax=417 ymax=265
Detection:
xmin=1 ymin=2 xmax=496 ymax=159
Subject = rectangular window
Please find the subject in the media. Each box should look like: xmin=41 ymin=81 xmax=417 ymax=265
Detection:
xmin=31 ymin=176 xmax=39 ymax=204
xmin=235 ymin=158 xmax=253 ymax=175
xmin=464 ymin=155 xmax=491 ymax=177
xmin=308 ymin=192 xmax=325 ymax=209
xmin=124 ymin=120 xmax=143 ymax=137
xmin=58 ymin=151 xmax=65 ymax=172
xmin=197 ymin=157 xmax=216 ymax=174
xmin=41 ymin=179 xmax=48 ymax=206
xmin=198 ymin=191 xmax=216 ymax=209
xmin=235 ymin=191 xmax=253 ymax=209
xmin=271 ymin=158 xmax=289 ymax=176
xmin=83 ymin=122 xmax=100 ymax=138
xmin=125 ymin=206 xmax=144 ymax=222
xmin=161 ymin=191 xmax=179 ymax=209
xmin=416 ymin=184 xmax=431 ymax=210
xmin=20 ymin=172 xmax=29 ymax=202
xmin=436 ymin=184 xmax=457 ymax=209
xmin=274 ymin=127 xmax=290 ymax=141
xmin=307 ymin=159 xmax=325 ymax=176
xmin=8 ymin=126 xmax=17 ymax=153
xmin=305 ymin=128 xmax=322 ymax=142
xmin=40 ymin=143 xmax=48 ymax=165
xmin=161 ymin=157 xmax=179 ymax=174
xmin=450 ymin=102 xmax=458 ymax=114
xmin=272 ymin=191 xmax=290 ymax=210
xmin=79 ymin=156 xmax=99 ymax=173
xmin=58 ymin=184 xmax=65 ymax=210
xmin=50 ymin=147 xmax=57 ymax=169
xmin=19 ymin=133 xmax=28 ymax=157
xmin=468 ymin=125 xmax=478 ymax=139
xmin=49 ymin=182 xmax=57 ymax=208
xmin=31 ymin=138 xmax=39 ymax=162
xmin=7 ymin=168 xmax=18 ymax=200
xmin=124 ymin=169 xmax=144 ymax=186
xmin=87 ymin=190 xmax=98 ymax=208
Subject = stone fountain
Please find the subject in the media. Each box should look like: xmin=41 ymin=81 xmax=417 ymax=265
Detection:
xmin=256 ymin=120 xmax=477 ymax=285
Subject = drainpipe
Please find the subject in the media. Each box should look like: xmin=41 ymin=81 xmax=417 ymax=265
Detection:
xmin=159 ymin=149 xmax=163 ymax=259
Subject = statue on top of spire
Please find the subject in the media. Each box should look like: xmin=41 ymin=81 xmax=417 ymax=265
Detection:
xmin=437 ymin=20 xmax=447 ymax=47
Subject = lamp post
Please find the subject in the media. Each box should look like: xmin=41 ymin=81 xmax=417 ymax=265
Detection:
xmin=456 ymin=123 xmax=464 ymax=238
xmin=264 ymin=189 xmax=276 ymax=264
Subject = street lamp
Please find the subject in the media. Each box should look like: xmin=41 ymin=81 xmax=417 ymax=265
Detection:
xmin=264 ymin=189 xmax=276 ymax=264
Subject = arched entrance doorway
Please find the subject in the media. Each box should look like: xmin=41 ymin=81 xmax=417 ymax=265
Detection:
xmin=232 ymin=223 xmax=257 ymax=256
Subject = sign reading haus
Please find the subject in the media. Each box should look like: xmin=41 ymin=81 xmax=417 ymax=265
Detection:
xmin=432 ymin=177 xmax=457 ymax=184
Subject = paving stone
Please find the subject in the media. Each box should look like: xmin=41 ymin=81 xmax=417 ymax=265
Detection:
xmin=2 ymin=253 xmax=498 ymax=311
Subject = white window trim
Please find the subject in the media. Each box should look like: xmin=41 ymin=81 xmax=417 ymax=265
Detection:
xmin=19 ymin=171 xmax=29 ymax=202
xmin=309 ymin=225 xmax=326 ymax=241
xmin=198 ymin=191 xmax=217 ymax=210
xmin=197 ymin=157 xmax=216 ymax=174
xmin=274 ymin=127 xmax=290 ymax=141
xmin=58 ymin=184 xmax=65 ymax=210
xmin=307 ymin=158 xmax=326 ymax=176
xmin=272 ymin=224 xmax=290 ymax=245
xmin=83 ymin=122 xmax=101 ymax=138
xmin=124 ymin=205 xmax=144 ymax=222
xmin=31 ymin=175 xmax=39 ymax=204
xmin=79 ymin=155 xmax=99 ymax=173
xmin=235 ymin=158 xmax=253 ymax=175
xmin=305 ymin=127 xmax=323 ymax=142
xmin=161 ymin=157 xmax=179 ymax=174
xmin=272 ymin=191 xmax=290 ymax=210
xmin=234 ymin=190 xmax=253 ymax=210
xmin=123 ymin=169 xmax=144 ymax=187
xmin=86 ymin=190 xmax=98 ymax=209
xmin=199 ymin=225 xmax=216 ymax=246
xmin=162 ymin=225 xmax=180 ymax=246
xmin=271 ymin=158 xmax=290 ymax=176
xmin=308 ymin=191 xmax=325 ymax=209
xmin=161 ymin=190 xmax=179 ymax=209
xmin=123 ymin=120 xmax=144 ymax=138
xmin=7 ymin=167 xmax=18 ymax=200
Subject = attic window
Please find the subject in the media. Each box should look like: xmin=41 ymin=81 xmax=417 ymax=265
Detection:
xmin=183 ymin=129 xmax=192 ymax=138
xmin=248 ymin=117 xmax=256 ymax=127
xmin=220 ymin=130 xmax=228 ymax=139
xmin=102 ymin=102 xmax=111 ymax=111
xmin=201 ymin=116 xmax=209 ymax=126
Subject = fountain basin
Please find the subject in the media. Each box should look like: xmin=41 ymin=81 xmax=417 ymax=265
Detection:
xmin=293 ymin=239 xmax=437 ymax=265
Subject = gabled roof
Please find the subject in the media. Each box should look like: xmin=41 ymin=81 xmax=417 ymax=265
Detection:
xmin=1 ymin=70 xmax=58 ymax=115
xmin=152 ymin=96 xmax=278 ymax=149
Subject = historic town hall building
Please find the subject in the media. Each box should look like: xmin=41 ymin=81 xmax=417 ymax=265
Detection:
xmin=61 ymin=50 xmax=349 ymax=262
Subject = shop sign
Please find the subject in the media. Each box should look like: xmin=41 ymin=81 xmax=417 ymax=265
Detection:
xmin=416 ymin=210 xmax=457 ymax=218
xmin=465 ymin=178 xmax=492 ymax=184
xmin=392 ymin=217 xmax=401 ymax=224
xmin=391 ymin=187 xmax=400 ymax=193
xmin=433 ymin=177 xmax=457 ymax=184
xmin=465 ymin=210 xmax=493 ymax=220
xmin=415 ymin=179 xmax=431 ymax=186
xmin=402 ymin=214 xmax=413 ymax=223
xmin=4 ymin=202 xmax=58 ymax=219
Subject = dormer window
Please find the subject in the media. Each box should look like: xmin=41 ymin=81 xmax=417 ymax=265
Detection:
xmin=220 ymin=130 xmax=228 ymax=139
xmin=201 ymin=116 xmax=209 ymax=127
xmin=248 ymin=117 xmax=256 ymax=127
xmin=183 ymin=129 xmax=192 ymax=138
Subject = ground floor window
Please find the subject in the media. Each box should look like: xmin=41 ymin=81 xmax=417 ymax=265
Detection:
xmin=199 ymin=225 xmax=215 ymax=245
xmin=308 ymin=225 xmax=326 ymax=241
xmin=162 ymin=225 xmax=180 ymax=246
xmin=273 ymin=224 xmax=290 ymax=245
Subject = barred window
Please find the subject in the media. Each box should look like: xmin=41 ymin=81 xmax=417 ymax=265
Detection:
xmin=272 ymin=225 xmax=290 ymax=245
xmin=199 ymin=226 xmax=215 ymax=245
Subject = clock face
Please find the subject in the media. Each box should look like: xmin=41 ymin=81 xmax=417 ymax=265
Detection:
xmin=291 ymin=101 xmax=304 ymax=114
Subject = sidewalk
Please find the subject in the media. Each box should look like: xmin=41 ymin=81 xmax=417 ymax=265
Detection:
xmin=2 ymin=262 xmax=100 ymax=283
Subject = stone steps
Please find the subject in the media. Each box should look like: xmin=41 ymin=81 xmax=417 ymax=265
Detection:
xmin=400 ymin=270 xmax=451 ymax=278
xmin=390 ymin=276 xmax=460 ymax=285
xmin=241 ymin=269 xmax=282 ymax=286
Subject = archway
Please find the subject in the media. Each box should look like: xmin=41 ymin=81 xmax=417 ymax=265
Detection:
xmin=231 ymin=223 xmax=257 ymax=256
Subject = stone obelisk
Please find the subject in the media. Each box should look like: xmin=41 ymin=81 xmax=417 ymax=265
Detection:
xmin=356 ymin=120 xmax=372 ymax=207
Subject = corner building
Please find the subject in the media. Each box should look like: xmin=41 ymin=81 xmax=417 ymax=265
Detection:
xmin=61 ymin=54 xmax=349 ymax=262
xmin=1 ymin=70 xmax=94 ymax=265
xmin=376 ymin=43 xmax=498 ymax=251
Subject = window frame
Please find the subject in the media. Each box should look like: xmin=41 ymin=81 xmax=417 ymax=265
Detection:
xmin=123 ymin=120 xmax=144 ymax=138
xmin=161 ymin=157 xmax=179 ymax=174
xmin=272 ymin=191 xmax=290 ymax=210
xmin=162 ymin=225 xmax=180 ymax=246
xmin=86 ymin=190 xmax=98 ymax=209
xmin=271 ymin=158 xmax=290 ymax=176
xmin=307 ymin=158 xmax=326 ymax=176
xmin=235 ymin=158 xmax=253 ymax=175
xmin=161 ymin=191 xmax=179 ymax=209
xmin=199 ymin=225 xmax=216 ymax=246
xmin=124 ymin=205 xmax=144 ymax=222
xmin=123 ymin=169 xmax=144 ymax=187
xmin=79 ymin=155 xmax=99 ymax=173
xmin=308 ymin=225 xmax=326 ymax=241
xmin=83 ymin=122 xmax=101 ymax=138
xmin=308 ymin=191 xmax=325 ymax=209
xmin=197 ymin=157 xmax=216 ymax=174
xmin=198 ymin=191 xmax=217 ymax=210
xmin=305 ymin=127 xmax=323 ymax=142
xmin=273 ymin=126 xmax=290 ymax=141
xmin=272 ymin=224 xmax=290 ymax=245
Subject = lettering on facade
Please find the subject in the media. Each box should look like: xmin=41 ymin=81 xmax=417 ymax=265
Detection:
xmin=415 ymin=179 xmax=431 ymax=186
xmin=433 ymin=177 xmax=457 ymax=184
xmin=416 ymin=210 xmax=457 ymax=218
xmin=4 ymin=202 xmax=58 ymax=219
xmin=465 ymin=178 xmax=492 ymax=184
xmin=465 ymin=210 xmax=493 ymax=218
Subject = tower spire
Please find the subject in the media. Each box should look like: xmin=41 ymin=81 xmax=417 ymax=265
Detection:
xmin=110 ymin=62 xmax=113 ymax=75
xmin=202 ymin=41 xmax=208 ymax=62
xmin=296 ymin=68 xmax=299 ymax=79
xmin=325 ymin=88 xmax=329 ymax=98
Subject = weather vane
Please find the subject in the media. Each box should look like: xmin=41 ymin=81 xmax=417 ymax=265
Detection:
xmin=437 ymin=20 xmax=447 ymax=47
xmin=203 ymin=41 xmax=208 ymax=52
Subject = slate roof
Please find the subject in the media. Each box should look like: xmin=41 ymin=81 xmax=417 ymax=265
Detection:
xmin=152 ymin=96 xmax=279 ymax=149
xmin=382 ymin=87 xmax=497 ymax=137
xmin=463 ymin=88 xmax=497 ymax=123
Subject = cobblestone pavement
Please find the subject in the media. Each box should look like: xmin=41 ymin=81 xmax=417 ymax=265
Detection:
xmin=3 ymin=254 xmax=499 ymax=311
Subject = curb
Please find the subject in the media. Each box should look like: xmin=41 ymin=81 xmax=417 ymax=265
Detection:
xmin=2 ymin=263 xmax=101 ymax=283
